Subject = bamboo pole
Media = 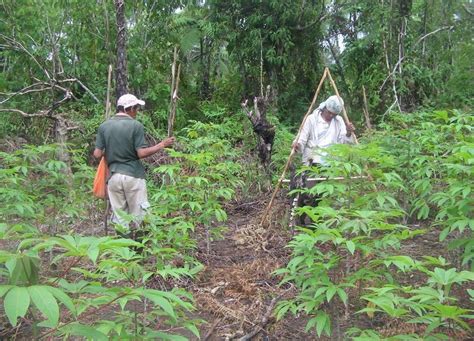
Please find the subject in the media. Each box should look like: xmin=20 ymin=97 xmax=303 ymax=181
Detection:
xmin=326 ymin=68 xmax=359 ymax=144
xmin=105 ymin=64 xmax=113 ymax=119
xmin=104 ymin=64 xmax=113 ymax=235
xmin=362 ymin=85 xmax=372 ymax=130
xmin=168 ymin=46 xmax=180 ymax=137
xmin=260 ymin=68 xmax=328 ymax=226
xmin=168 ymin=63 xmax=181 ymax=138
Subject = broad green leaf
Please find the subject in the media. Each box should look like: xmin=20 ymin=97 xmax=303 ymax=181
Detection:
xmin=46 ymin=286 xmax=76 ymax=316
xmin=66 ymin=323 xmax=108 ymax=341
xmin=4 ymin=286 xmax=30 ymax=326
xmin=28 ymin=285 xmax=59 ymax=325
xmin=185 ymin=323 xmax=200 ymax=338
xmin=0 ymin=285 xmax=13 ymax=297
xmin=346 ymin=240 xmax=356 ymax=255
xmin=142 ymin=290 xmax=176 ymax=320
xmin=315 ymin=312 xmax=330 ymax=337
xmin=7 ymin=254 xmax=39 ymax=285
xmin=337 ymin=288 xmax=348 ymax=305
xmin=326 ymin=286 xmax=337 ymax=302
xmin=146 ymin=331 xmax=188 ymax=340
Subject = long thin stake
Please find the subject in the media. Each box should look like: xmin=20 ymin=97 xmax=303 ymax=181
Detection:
xmin=105 ymin=64 xmax=112 ymax=119
xmin=260 ymin=68 xmax=328 ymax=226
xmin=362 ymin=85 xmax=372 ymax=130
xmin=326 ymin=68 xmax=359 ymax=144
xmin=168 ymin=47 xmax=179 ymax=137
xmin=104 ymin=64 xmax=113 ymax=235
xmin=168 ymin=63 xmax=181 ymax=138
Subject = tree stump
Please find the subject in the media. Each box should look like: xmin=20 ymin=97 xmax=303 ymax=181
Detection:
xmin=241 ymin=85 xmax=276 ymax=171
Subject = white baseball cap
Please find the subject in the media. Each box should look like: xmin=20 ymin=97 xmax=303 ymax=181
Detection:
xmin=117 ymin=94 xmax=145 ymax=109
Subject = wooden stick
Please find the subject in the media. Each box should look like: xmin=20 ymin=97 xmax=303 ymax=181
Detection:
xmin=168 ymin=63 xmax=180 ymax=137
xmin=282 ymin=176 xmax=368 ymax=183
xmin=104 ymin=64 xmax=113 ymax=235
xmin=326 ymin=68 xmax=359 ymax=144
xmin=362 ymin=85 xmax=372 ymax=130
xmin=105 ymin=64 xmax=113 ymax=119
xmin=168 ymin=47 xmax=180 ymax=137
xmin=203 ymin=318 xmax=221 ymax=341
xmin=238 ymin=296 xmax=280 ymax=341
xmin=260 ymin=68 xmax=328 ymax=226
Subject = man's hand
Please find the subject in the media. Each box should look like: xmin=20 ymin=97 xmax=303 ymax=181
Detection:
xmin=137 ymin=137 xmax=176 ymax=159
xmin=292 ymin=141 xmax=300 ymax=151
xmin=346 ymin=122 xmax=356 ymax=137
xmin=93 ymin=148 xmax=104 ymax=159
xmin=160 ymin=136 xmax=175 ymax=148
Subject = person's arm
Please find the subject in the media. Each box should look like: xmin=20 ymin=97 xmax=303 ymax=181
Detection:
xmin=93 ymin=148 xmax=104 ymax=159
xmin=93 ymin=126 xmax=105 ymax=159
xmin=292 ymin=113 xmax=314 ymax=152
xmin=137 ymin=137 xmax=175 ymax=159
xmin=338 ymin=117 xmax=355 ymax=144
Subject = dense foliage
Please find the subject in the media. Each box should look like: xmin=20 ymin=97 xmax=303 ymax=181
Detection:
xmin=1 ymin=0 xmax=472 ymax=138
xmin=276 ymin=110 xmax=473 ymax=339
xmin=0 ymin=0 xmax=472 ymax=339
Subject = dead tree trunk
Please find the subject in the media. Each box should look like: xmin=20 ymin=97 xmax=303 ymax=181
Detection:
xmin=115 ymin=0 xmax=128 ymax=98
xmin=241 ymin=85 xmax=275 ymax=171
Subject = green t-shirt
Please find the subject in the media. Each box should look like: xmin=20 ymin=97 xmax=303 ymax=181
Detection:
xmin=95 ymin=115 xmax=148 ymax=179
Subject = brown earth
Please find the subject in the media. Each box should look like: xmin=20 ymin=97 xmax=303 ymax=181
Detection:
xmin=188 ymin=193 xmax=314 ymax=340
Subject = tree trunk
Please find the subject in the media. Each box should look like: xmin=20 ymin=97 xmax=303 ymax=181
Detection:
xmin=115 ymin=0 xmax=128 ymax=98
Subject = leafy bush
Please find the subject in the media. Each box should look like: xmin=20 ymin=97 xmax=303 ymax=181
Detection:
xmin=0 ymin=145 xmax=201 ymax=339
xmin=275 ymin=110 xmax=473 ymax=339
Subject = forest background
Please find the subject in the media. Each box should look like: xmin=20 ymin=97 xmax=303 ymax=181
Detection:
xmin=0 ymin=0 xmax=473 ymax=340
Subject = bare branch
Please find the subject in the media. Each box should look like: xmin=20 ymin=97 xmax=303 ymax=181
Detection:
xmin=74 ymin=78 xmax=100 ymax=103
xmin=0 ymin=108 xmax=53 ymax=118
xmin=1 ymin=34 xmax=51 ymax=80
xmin=0 ymin=90 xmax=72 ymax=118
xmin=463 ymin=4 xmax=474 ymax=16
xmin=380 ymin=25 xmax=454 ymax=92
xmin=0 ymin=82 xmax=49 ymax=104
xmin=415 ymin=25 xmax=454 ymax=45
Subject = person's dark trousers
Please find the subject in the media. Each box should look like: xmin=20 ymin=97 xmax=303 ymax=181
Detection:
xmin=295 ymin=162 xmax=322 ymax=226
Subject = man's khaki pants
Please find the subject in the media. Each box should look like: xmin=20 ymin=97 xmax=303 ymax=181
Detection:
xmin=107 ymin=173 xmax=149 ymax=227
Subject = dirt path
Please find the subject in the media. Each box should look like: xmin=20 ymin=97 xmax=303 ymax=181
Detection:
xmin=189 ymin=195 xmax=312 ymax=340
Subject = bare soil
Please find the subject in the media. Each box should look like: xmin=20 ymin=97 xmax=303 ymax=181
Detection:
xmin=188 ymin=193 xmax=314 ymax=340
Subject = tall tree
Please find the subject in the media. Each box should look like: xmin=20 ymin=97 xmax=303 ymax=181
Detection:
xmin=115 ymin=0 xmax=128 ymax=98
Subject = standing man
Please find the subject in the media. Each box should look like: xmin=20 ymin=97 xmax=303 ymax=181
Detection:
xmin=291 ymin=95 xmax=355 ymax=225
xmin=93 ymin=93 xmax=175 ymax=229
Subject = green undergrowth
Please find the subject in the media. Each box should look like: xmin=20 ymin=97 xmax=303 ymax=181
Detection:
xmin=0 ymin=107 xmax=278 ymax=339
xmin=275 ymin=109 xmax=474 ymax=339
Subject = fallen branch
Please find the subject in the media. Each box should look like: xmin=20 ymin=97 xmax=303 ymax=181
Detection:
xmin=203 ymin=318 xmax=222 ymax=341
xmin=238 ymin=296 xmax=280 ymax=341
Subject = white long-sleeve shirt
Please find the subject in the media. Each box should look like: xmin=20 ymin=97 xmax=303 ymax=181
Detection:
xmin=296 ymin=109 xmax=354 ymax=165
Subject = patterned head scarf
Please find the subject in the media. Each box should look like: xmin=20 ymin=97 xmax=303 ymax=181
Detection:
xmin=319 ymin=95 xmax=344 ymax=115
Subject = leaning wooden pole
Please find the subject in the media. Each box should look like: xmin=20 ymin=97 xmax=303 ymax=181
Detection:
xmin=362 ymin=85 xmax=372 ymax=130
xmin=168 ymin=63 xmax=181 ymax=138
xmin=260 ymin=68 xmax=328 ymax=226
xmin=326 ymin=68 xmax=359 ymax=144
xmin=168 ymin=47 xmax=180 ymax=138
xmin=104 ymin=64 xmax=113 ymax=235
